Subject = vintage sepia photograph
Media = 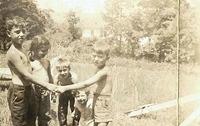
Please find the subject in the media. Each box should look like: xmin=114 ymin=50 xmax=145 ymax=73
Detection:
xmin=0 ymin=0 xmax=200 ymax=126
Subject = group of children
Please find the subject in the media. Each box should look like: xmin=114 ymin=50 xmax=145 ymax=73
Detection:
xmin=6 ymin=16 xmax=113 ymax=126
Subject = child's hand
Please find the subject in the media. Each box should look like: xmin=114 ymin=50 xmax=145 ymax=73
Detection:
xmin=86 ymin=98 xmax=93 ymax=109
xmin=55 ymin=86 xmax=68 ymax=93
xmin=51 ymin=92 xmax=58 ymax=103
xmin=46 ymin=84 xmax=57 ymax=92
xmin=71 ymin=110 xmax=75 ymax=118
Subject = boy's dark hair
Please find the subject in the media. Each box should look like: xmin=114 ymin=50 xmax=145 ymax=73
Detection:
xmin=6 ymin=16 xmax=26 ymax=31
xmin=30 ymin=35 xmax=51 ymax=52
xmin=93 ymin=39 xmax=110 ymax=57
xmin=56 ymin=57 xmax=71 ymax=70
xmin=75 ymin=90 xmax=90 ymax=97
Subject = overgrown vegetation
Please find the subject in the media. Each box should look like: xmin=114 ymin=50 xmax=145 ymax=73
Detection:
xmin=0 ymin=0 xmax=198 ymax=64
xmin=102 ymin=0 xmax=198 ymax=63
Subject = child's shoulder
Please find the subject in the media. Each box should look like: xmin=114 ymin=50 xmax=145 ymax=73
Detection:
xmin=40 ymin=58 xmax=50 ymax=65
xmin=98 ymin=66 xmax=109 ymax=74
xmin=40 ymin=58 xmax=50 ymax=70
xmin=71 ymin=71 xmax=78 ymax=83
xmin=6 ymin=45 xmax=23 ymax=61
xmin=6 ymin=45 xmax=15 ymax=56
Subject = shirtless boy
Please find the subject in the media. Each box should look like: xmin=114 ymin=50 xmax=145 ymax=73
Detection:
xmin=6 ymin=16 xmax=56 ymax=126
xmin=57 ymin=40 xmax=113 ymax=126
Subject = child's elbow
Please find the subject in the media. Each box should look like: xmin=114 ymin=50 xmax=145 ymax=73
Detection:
xmin=23 ymin=76 xmax=31 ymax=81
xmin=22 ymin=74 xmax=32 ymax=82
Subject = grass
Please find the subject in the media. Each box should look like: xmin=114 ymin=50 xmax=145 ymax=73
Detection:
xmin=0 ymin=58 xmax=200 ymax=126
xmin=0 ymin=91 xmax=12 ymax=126
xmin=71 ymin=59 xmax=178 ymax=126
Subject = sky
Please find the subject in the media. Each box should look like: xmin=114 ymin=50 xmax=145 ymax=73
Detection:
xmin=35 ymin=0 xmax=200 ymax=27
xmin=187 ymin=0 xmax=200 ymax=8
xmin=36 ymin=0 xmax=105 ymax=23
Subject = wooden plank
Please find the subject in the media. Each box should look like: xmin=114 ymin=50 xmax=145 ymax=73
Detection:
xmin=0 ymin=74 xmax=12 ymax=80
xmin=127 ymin=94 xmax=200 ymax=117
xmin=180 ymin=106 xmax=200 ymax=126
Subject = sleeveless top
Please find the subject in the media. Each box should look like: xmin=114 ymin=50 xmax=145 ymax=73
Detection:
xmin=31 ymin=60 xmax=49 ymax=82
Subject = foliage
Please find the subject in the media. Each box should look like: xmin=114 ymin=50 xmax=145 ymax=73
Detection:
xmin=65 ymin=11 xmax=82 ymax=41
xmin=104 ymin=0 xmax=138 ymax=58
xmin=104 ymin=0 xmax=196 ymax=63
xmin=179 ymin=0 xmax=197 ymax=63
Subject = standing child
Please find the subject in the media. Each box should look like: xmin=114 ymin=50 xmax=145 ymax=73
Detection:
xmin=29 ymin=35 xmax=53 ymax=126
xmin=6 ymin=16 xmax=56 ymax=126
xmin=54 ymin=57 xmax=77 ymax=126
xmin=57 ymin=40 xmax=113 ymax=126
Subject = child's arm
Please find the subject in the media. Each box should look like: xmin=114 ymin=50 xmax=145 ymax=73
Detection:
xmin=71 ymin=72 xmax=78 ymax=83
xmin=57 ymin=67 xmax=108 ymax=93
xmin=54 ymin=74 xmax=59 ymax=85
xmin=7 ymin=52 xmax=56 ymax=91
xmin=48 ymin=66 xmax=53 ymax=83
xmin=46 ymin=60 xmax=54 ymax=83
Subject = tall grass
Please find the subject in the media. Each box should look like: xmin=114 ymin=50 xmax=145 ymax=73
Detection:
xmin=70 ymin=59 xmax=178 ymax=126
xmin=0 ymin=91 xmax=12 ymax=126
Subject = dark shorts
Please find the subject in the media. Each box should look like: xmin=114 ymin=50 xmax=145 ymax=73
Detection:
xmin=7 ymin=84 xmax=37 ymax=126
xmin=35 ymin=86 xmax=51 ymax=126
xmin=58 ymin=92 xmax=75 ymax=126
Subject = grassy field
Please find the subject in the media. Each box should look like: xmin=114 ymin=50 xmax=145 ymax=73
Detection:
xmin=0 ymin=57 xmax=200 ymax=126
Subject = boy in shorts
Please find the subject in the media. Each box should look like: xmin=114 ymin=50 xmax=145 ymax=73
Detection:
xmin=57 ymin=40 xmax=113 ymax=126
xmin=6 ymin=16 xmax=56 ymax=126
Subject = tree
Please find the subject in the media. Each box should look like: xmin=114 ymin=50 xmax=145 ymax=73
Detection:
xmin=66 ymin=11 xmax=82 ymax=41
xmin=131 ymin=0 xmax=177 ymax=62
xmin=104 ymin=0 xmax=177 ymax=61
xmin=104 ymin=0 xmax=138 ymax=57
xmin=179 ymin=0 xmax=197 ymax=63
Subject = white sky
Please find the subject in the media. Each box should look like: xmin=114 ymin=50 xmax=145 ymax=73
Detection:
xmin=36 ymin=0 xmax=105 ymax=13
xmin=36 ymin=0 xmax=105 ymax=23
xmin=187 ymin=0 xmax=200 ymax=8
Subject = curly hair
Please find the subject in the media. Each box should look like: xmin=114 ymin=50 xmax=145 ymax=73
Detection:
xmin=30 ymin=35 xmax=51 ymax=52
xmin=5 ymin=16 xmax=27 ymax=31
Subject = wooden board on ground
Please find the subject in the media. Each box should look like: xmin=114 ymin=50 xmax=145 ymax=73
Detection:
xmin=127 ymin=94 xmax=200 ymax=117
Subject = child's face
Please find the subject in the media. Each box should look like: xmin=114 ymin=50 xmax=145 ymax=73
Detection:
xmin=57 ymin=65 xmax=70 ymax=77
xmin=92 ymin=52 xmax=108 ymax=68
xmin=34 ymin=46 xmax=49 ymax=60
xmin=9 ymin=26 xmax=26 ymax=46
xmin=76 ymin=91 xmax=88 ymax=105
